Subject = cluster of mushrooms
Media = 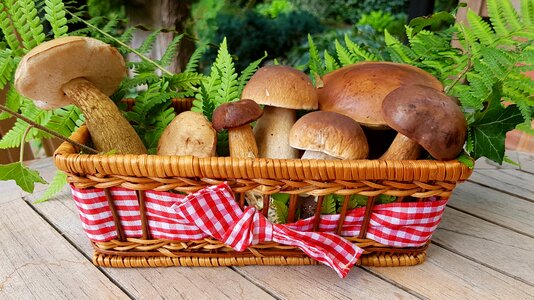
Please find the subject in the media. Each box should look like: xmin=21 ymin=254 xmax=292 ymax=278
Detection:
xmin=14 ymin=36 xmax=467 ymax=222
xmin=159 ymin=63 xmax=467 ymax=163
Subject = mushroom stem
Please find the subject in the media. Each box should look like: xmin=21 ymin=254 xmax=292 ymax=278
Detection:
xmin=62 ymin=78 xmax=147 ymax=154
xmin=380 ymin=133 xmax=421 ymax=160
xmin=229 ymin=124 xmax=258 ymax=158
xmin=301 ymin=150 xmax=339 ymax=160
xmin=253 ymin=106 xmax=299 ymax=159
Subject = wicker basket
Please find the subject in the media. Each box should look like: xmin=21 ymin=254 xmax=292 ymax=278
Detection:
xmin=53 ymin=99 xmax=473 ymax=269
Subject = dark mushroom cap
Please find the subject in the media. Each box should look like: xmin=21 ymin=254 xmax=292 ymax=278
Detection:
xmin=212 ymin=99 xmax=263 ymax=132
xmin=318 ymin=62 xmax=443 ymax=128
xmin=289 ymin=111 xmax=369 ymax=159
xmin=241 ymin=65 xmax=318 ymax=110
xmin=382 ymin=84 xmax=467 ymax=160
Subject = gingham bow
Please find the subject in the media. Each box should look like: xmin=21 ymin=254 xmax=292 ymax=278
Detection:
xmin=171 ymin=183 xmax=363 ymax=278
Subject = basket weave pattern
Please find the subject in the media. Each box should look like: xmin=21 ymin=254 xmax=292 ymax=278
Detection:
xmin=54 ymin=100 xmax=472 ymax=268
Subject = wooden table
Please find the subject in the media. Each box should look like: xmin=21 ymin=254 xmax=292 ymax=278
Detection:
xmin=1 ymin=151 xmax=534 ymax=299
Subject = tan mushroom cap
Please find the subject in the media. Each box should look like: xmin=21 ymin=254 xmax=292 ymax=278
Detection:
xmin=289 ymin=111 xmax=369 ymax=159
xmin=14 ymin=36 xmax=126 ymax=110
xmin=382 ymin=84 xmax=467 ymax=160
xmin=318 ymin=61 xmax=443 ymax=128
xmin=241 ymin=65 xmax=318 ymax=110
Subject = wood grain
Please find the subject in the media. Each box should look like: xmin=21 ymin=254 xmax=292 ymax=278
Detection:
xmin=0 ymin=199 xmax=129 ymax=300
xmin=449 ymin=181 xmax=534 ymax=236
xmin=432 ymin=208 xmax=534 ymax=285
xmin=469 ymin=168 xmax=534 ymax=201
xmin=367 ymin=245 xmax=534 ymax=299
xmin=25 ymin=190 xmax=275 ymax=300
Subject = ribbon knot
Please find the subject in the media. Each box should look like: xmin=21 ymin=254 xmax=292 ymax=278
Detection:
xmin=172 ymin=183 xmax=363 ymax=278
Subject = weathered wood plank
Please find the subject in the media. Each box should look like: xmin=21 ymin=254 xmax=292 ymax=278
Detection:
xmin=234 ymin=265 xmax=417 ymax=300
xmin=366 ymin=245 xmax=534 ymax=299
xmin=517 ymin=151 xmax=534 ymax=174
xmin=469 ymin=168 xmax=534 ymax=201
xmin=0 ymin=199 xmax=129 ymax=300
xmin=449 ymin=181 xmax=534 ymax=236
xmin=26 ymin=189 xmax=275 ymax=300
xmin=432 ymin=208 xmax=534 ymax=285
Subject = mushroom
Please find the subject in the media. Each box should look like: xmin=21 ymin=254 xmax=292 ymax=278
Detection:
xmin=241 ymin=65 xmax=318 ymax=159
xmin=14 ymin=36 xmax=146 ymax=154
xmin=317 ymin=61 xmax=443 ymax=129
xmin=380 ymin=84 xmax=467 ymax=160
xmin=212 ymin=99 xmax=263 ymax=158
xmin=157 ymin=111 xmax=217 ymax=157
xmin=289 ymin=111 xmax=369 ymax=160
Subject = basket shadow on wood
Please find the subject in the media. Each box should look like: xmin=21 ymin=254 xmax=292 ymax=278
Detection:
xmin=54 ymin=98 xmax=472 ymax=268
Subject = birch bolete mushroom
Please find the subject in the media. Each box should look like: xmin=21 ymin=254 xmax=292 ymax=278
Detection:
xmin=241 ymin=65 xmax=318 ymax=159
xmin=212 ymin=99 xmax=263 ymax=158
xmin=157 ymin=111 xmax=217 ymax=157
xmin=14 ymin=36 xmax=146 ymax=154
xmin=289 ymin=111 xmax=369 ymax=160
xmin=380 ymin=84 xmax=467 ymax=161
xmin=317 ymin=61 xmax=443 ymax=129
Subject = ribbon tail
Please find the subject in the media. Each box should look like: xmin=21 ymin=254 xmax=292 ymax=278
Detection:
xmin=273 ymin=225 xmax=364 ymax=278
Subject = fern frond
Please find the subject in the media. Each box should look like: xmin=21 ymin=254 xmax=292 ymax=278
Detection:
xmin=137 ymin=30 xmax=161 ymax=54
xmin=0 ymin=88 xmax=22 ymax=121
xmin=0 ymin=50 xmax=15 ymax=90
xmin=192 ymin=70 xmax=220 ymax=120
xmin=145 ymin=107 xmax=176 ymax=153
xmin=384 ymin=29 xmax=415 ymax=63
xmin=522 ymin=0 xmax=534 ymax=25
xmin=44 ymin=0 xmax=68 ymax=38
xmin=344 ymin=34 xmax=378 ymax=61
xmin=487 ymin=0 xmax=512 ymax=36
xmin=467 ymin=10 xmax=495 ymax=46
xmin=120 ymin=73 xmax=161 ymax=90
xmin=0 ymin=3 xmax=23 ymax=55
xmin=35 ymin=171 xmax=67 ymax=203
xmin=10 ymin=0 xmax=45 ymax=51
xmin=238 ymin=52 xmax=267 ymax=94
xmin=323 ymin=50 xmax=339 ymax=73
xmin=46 ymin=105 xmax=82 ymax=137
xmin=0 ymin=102 xmax=51 ymax=148
xmin=516 ymin=100 xmax=532 ymax=122
xmin=335 ymin=40 xmax=354 ymax=66
xmin=169 ymin=72 xmax=205 ymax=92
xmin=308 ymin=34 xmax=324 ymax=77
xmin=184 ymin=46 xmax=207 ymax=73
xmin=159 ymin=34 xmax=184 ymax=68
xmin=213 ymin=38 xmax=239 ymax=105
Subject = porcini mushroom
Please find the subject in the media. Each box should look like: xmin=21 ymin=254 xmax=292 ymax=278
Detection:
xmin=242 ymin=65 xmax=318 ymax=159
xmin=289 ymin=111 xmax=369 ymax=160
xmin=212 ymin=99 xmax=263 ymax=158
xmin=317 ymin=62 xmax=443 ymax=129
xmin=380 ymin=84 xmax=467 ymax=160
xmin=14 ymin=36 xmax=146 ymax=154
xmin=157 ymin=111 xmax=217 ymax=157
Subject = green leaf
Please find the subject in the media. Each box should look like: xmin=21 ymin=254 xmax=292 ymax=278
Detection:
xmin=470 ymin=85 xmax=524 ymax=163
xmin=376 ymin=194 xmax=397 ymax=204
xmin=45 ymin=0 xmax=68 ymax=38
xmin=408 ymin=11 xmax=455 ymax=34
xmin=0 ymin=162 xmax=47 ymax=193
xmin=456 ymin=152 xmax=475 ymax=169
xmin=321 ymin=194 xmax=337 ymax=214
xmin=271 ymin=193 xmax=290 ymax=224
xmin=35 ymin=171 xmax=67 ymax=203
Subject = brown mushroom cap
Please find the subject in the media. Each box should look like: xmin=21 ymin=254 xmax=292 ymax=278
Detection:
xmin=241 ymin=65 xmax=318 ymax=110
xmin=289 ymin=111 xmax=369 ymax=159
xmin=382 ymin=84 xmax=467 ymax=160
xmin=318 ymin=62 xmax=443 ymax=128
xmin=212 ymin=99 xmax=263 ymax=132
xmin=14 ymin=36 xmax=126 ymax=110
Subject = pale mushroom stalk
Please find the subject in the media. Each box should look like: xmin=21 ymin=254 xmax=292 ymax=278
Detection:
xmin=253 ymin=106 xmax=298 ymax=159
xmin=301 ymin=150 xmax=338 ymax=160
xmin=62 ymin=78 xmax=147 ymax=154
xmin=379 ymin=134 xmax=421 ymax=160
xmin=228 ymin=125 xmax=258 ymax=158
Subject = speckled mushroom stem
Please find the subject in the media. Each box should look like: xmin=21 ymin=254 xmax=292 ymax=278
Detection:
xmin=379 ymin=133 xmax=421 ymax=160
xmin=229 ymin=125 xmax=258 ymax=158
xmin=62 ymin=78 xmax=147 ymax=154
xmin=253 ymin=106 xmax=299 ymax=159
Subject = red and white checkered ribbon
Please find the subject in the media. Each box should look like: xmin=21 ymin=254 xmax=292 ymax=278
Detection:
xmin=171 ymin=183 xmax=362 ymax=278
xmin=70 ymin=184 xmax=448 ymax=278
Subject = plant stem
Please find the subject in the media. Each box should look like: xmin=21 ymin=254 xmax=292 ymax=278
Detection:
xmin=20 ymin=125 xmax=33 ymax=163
xmin=0 ymin=104 xmax=98 ymax=154
xmin=66 ymin=10 xmax=174 ymax=76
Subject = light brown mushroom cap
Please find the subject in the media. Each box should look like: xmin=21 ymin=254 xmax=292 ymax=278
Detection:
xmin=212 ymin=99 xmax=263 ymax=131
xmin=289 ymin=111 xmax=369 ymax=159
xmin=382 ymin=84 xmax=467 ymax=160
xmin=241 ymin=65 xmax=318 ymax=110
xmin=14 ymin=36 xmax=126 ymax=110
xmin=157 ymin=111 xmax=217 ymax=157
xmin=318 ymin=62 xmax=443 ymax=128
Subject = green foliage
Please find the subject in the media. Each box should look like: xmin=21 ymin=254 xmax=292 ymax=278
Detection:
xmin=256 ymin=0 xmax=295 ymax=18
xmin=35 ymin=171 xmax=67 ymax=203
xmin=0 ymin=162 xmax=47 ymax=193
xmin=45 ymin=0 xmax=69 ymax=38
xmin=308 ymin=0 xmax=533 ymax=164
